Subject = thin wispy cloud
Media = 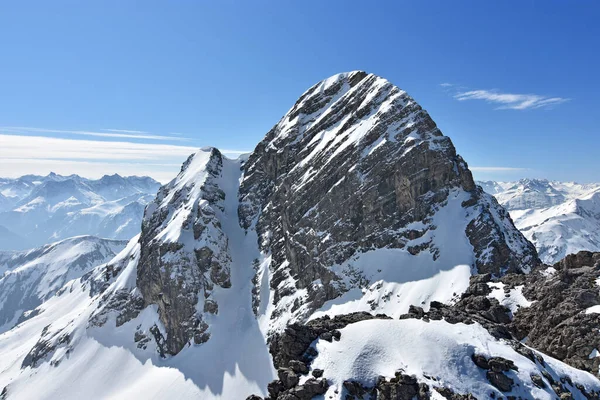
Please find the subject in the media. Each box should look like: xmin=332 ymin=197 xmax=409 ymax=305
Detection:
xmin=0 ymin=134 xmax=248 ymax=182
xmin=102 ymin=128 xmax=150 ymax=134
xmin=0 ymin=126 xmax=189 ymax=141
xmin=439 ymin=83 xmax=454 ymax=87
xmin=454 ymin=90 xmax=569 ymax=110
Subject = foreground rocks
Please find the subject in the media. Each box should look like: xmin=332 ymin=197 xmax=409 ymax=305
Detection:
xmin=396 ymin=252 xmax=600 ymax=379
xmin=269 ymin=312 xmax=391 ymax=370
xmin=506 ymin=251 xmax=600 ymax=374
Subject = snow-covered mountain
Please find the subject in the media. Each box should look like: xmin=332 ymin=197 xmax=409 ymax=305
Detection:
xmin=479 ymin=179 xmax=600 ymax=263
xmin=0 ymin=236 xmax=126 ymax=333
xmin=0 ymin=72 xmax=598 ymax=399
xmin=0 ymin=173 xmax=160 ymax=250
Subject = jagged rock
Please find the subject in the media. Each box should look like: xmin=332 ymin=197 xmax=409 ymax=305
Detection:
xmin=288 ymin=360 xmax=309 ymax=374
xmin=133 ymin=330 xmax=151 ymax=349
xmin=136 ymin=148 xmax=232 ymax=355
xmin=278 ymin=368 xmax=299 ymax=389
xmin=342 ymin=372 xmax=430 ymax=400
xmin=506 ymin=251 xmax=600 ymax=374
xmin=434 ymin=387 xmax=477 ymax=399
xmin=530 ymin=373 xmax=546 ymax=388
xmin=399 ymin=279 xmax=513 ymax=341
xmin=239 ymin=71 xmax=539 ymax=328
xmin=488 ymin=357 xmax=517 ymax=372
xmin=203 ymin=299 xmax=218 ymax=314
xmin=21 ymin=330 xmax=71 ymax=369
xmin=343 ymin=380 xmax=369 ymax=398
xmin=278 ymin=378 xmax=329 ymax=400
xmin=408 ymin=305 xmax=425 ymax=318
xmin=269 ymin=312 xmax=389 ymax=369
xmin=89 ymin=289 xmax=145 ymax=328
xmin=268 ymin=380 xmax=285 ymax=398
xmin=471 ymin=353 xmax=517 ymax=392
xmin=471 ymin=354 xmax=489 ymax=369
xmin=311 ymin=369 xmax=323 ymax=378
xmin=486 ymin=370 xmax=514 ymax=392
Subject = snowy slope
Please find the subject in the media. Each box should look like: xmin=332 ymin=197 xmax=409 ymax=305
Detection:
xmin=0 ymin=72 xmax=595 ymax=399
xmin=240 ymin=71 xmax=537 ymax=333
xmin=0 ymin=152 xmax=277 ymax=399
xmin=479 ymin=179 xmax=600 ymax=263
xmin=310 ymin=319 xmax=600 ymax=399
xmin=0 ymin=173 xmax=160 ymax=250
xmin=0 ymin=236 xmax=126 ymax=333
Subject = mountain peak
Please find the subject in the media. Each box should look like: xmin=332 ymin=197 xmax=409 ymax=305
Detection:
xmin=239 ymin=71 xmax=538 ymax=327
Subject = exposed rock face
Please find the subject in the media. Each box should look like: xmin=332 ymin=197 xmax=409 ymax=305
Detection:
xmin=398 ymin=252 xmax=600 ymax=379
xmin=136 ymin=148 xmax=232 ymax=355
xmin=21 ymin=325 xmax=71 ymax=369
xmin=261 ymin=305 xmax=600 ymax=399
xmin=103 ymin=71 xmax=540 ymax=358
xmin=8 ymin=72 xmax=600 ymax=400
xmin=239 ymin=71 xmax=538 ymax=327
xmin=507 ymin=251 xmax=600 ymax=374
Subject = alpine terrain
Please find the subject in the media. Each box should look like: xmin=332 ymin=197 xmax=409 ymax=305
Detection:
xmin=0 ymin=173 xmax=160 ymax=250
xmin=479 ymin=179 xmax=600 ymax=264
xmin=0 ymin=71 xmax=599 ymax=399
xmin=0 ymin=236 xmax=127 ymax=333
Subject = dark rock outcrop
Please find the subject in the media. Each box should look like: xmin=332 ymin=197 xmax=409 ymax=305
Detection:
xmin=239 ymin=71 xmax=539 ymax=330
xmin=507 ymin=251 xmax=600 ymax=374
xmin=21 ymin=326 xmax=71 ymax=369
xmin=136 ymin=148 xmax=232 ymax=355
xmin=269 ymin=312 xmax=390 ymax=369
xmin=399 ymin=275 xmax=513 ymax=340
xmin=470 ymin=354 xmax=518 ymax=392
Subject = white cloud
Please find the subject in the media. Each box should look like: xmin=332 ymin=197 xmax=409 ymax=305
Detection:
xmin=454 ymin=89 xmax=569 ymax=110
xmin=440 ymin=83 xmax=454 ymax=87
xmin=0 ymin=126 xmax=189 ymax=141
xmin=0 ymin=134 xmax=248 ymax=183
xmin=102 ymin=128 xmax=150 ymax=134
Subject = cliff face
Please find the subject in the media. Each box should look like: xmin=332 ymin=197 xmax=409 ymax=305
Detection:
xmin=136 ymin=148 xmax=233 ymax=354
xmin=128 ymin=72 xmax=539 ymax=355
xmin=11 ymin=73 xmax=600 ymax=400
xmin=238 ymin=71 xmax=539 ymax=327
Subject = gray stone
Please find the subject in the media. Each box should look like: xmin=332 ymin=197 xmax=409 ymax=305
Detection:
xmin=486 ymin=371 xmax=514 ymax=392
xmin=278 ymin=368 xmax=299 ymax=389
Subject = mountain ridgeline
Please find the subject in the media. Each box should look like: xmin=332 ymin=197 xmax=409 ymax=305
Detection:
xmin=132 ymin=71 xmax=539 ymax=355
xmin=479 ymin=179 xmax=600 ymax=264
xmin=4 ymin=72 xmax=600 ymax=400
xmin=0 ymin=173 xmax=160 ymax=250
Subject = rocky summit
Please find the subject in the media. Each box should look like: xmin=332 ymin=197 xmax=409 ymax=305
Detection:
xmin=1 ymin=72 xmax=599 ymax=400
xmin=238 ymin=71 xmax=538 ymax=328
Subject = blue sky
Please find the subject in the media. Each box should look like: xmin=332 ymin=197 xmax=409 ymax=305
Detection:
xmin=0 ymin=1 xmax=598 ymax=182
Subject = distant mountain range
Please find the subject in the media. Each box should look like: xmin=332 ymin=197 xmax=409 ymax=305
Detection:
xmin=0 ymin=235 xmax=127 ymax=333
xmin=478 ymin=179 xmax=600 ymax=263
xmin=0 ymin=173 xmax=161 ymax=250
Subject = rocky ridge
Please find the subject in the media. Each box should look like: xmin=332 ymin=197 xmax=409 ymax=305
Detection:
xmin=3 ymin=72 xmax=600 ymax=400
xmin=239 ymin=71 xmax=538 ymax=331
xmin=89 ymin=71 xmax=541 ymax=359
